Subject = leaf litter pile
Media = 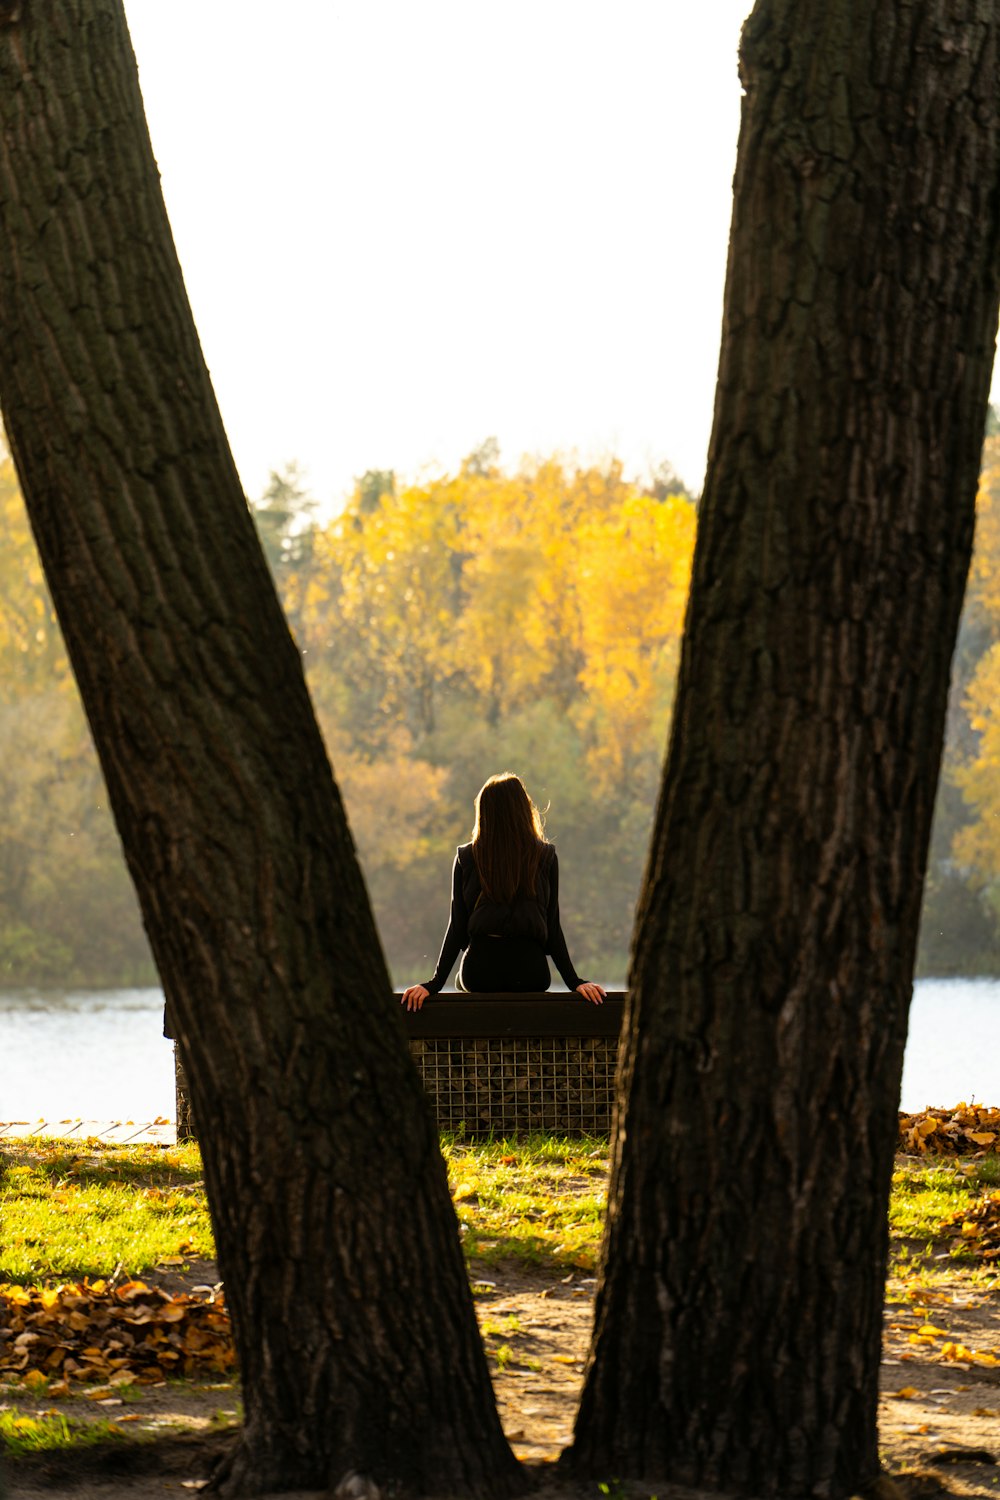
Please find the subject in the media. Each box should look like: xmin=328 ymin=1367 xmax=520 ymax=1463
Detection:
xmin=939 ymin=1193 xmax=1000 ymax=1262
xmin=0 ymin=1277 xmax=234 ymax=1392
xmin=898 ymin=1103 xmax=1000 ymax=1156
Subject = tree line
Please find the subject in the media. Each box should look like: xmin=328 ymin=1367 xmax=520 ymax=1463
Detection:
xmin=1 ymin=435 xmax=999 ymax=988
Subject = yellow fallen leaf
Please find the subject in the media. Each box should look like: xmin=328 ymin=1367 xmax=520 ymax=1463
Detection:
xmin=969 ymin=1132 xmax=996 ymax=1145
xmin=917 ymin=1325 xmax=949 ymax=1337
xmin=551 ymin=1354 xmax=577 ymax=1365
xmin=21 ymin=1370 xmax=48 ymax=1390
xmin=895 ymin=1387 xmax=919 ymax=1399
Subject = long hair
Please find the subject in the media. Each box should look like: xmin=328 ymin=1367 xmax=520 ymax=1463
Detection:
xmin=471 ymin=772 xmax=548 ymax=904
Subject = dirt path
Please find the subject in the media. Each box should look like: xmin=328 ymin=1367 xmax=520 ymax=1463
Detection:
xmin=5 ymin=1257 xmax=999 ymax=1500
xmin=878 ymin=1274 xmax=1000 ymax=1496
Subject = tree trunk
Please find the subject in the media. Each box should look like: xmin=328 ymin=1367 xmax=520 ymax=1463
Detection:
xmin=0 ymin=7 xmax=519 ymax=1496
xmin=570 ymin=2 xmax=1000 ymax=1496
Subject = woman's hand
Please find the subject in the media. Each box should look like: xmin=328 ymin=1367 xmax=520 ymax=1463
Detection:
xmin=575 ymin=981 xmax=606 ymax=1005
xmin=401 ymin=984 xmax=430 ymax=1012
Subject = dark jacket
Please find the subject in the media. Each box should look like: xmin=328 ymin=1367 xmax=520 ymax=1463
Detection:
xmin=422 ymin=842 xmax=582 ymax=993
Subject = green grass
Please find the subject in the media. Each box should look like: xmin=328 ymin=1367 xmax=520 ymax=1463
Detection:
xmin=2 ymin=1134 xmax=998 ymax=1290
xmin=0 ymin=1140 xmax=212 ymax=1283
xmin=441 ymin=1134 xmax=608 ymax=1270
xmin=888 ymin=1156 xmax=1000 ymax=1275
xmin=0 ymin=1408 xmax=133 ymax=1456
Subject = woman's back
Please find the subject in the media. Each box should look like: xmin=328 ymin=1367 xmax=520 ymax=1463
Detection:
xmin=457 ymin=840 xmax=552 ymax=946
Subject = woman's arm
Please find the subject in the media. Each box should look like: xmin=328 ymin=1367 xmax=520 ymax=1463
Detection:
xmin=545 ymin=850 xmax=604 ymax=1002
xmin=402 ymin=852 xmax=469 ymax=1009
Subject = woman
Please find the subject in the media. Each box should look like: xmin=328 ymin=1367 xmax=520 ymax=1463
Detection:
xmin=401 ymin=772 xmax=605 ymax=1010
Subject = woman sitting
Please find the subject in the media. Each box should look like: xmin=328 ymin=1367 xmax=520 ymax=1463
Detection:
xmin=401 ymin=772 xmax=605 ymax=1010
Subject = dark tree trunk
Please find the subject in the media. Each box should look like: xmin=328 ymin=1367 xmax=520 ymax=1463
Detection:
xmin=0 ymin=7 xmax=519 ymax=1496
xmin=570 ymin=3 xmax=1000 ymax=1496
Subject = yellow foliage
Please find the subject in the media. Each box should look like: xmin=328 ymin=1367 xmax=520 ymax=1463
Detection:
xmin=312 ymin=476 xmax=465 ymax=735
xmin=302 ymin=457 xmax=698 ymax=798
xmin=953 ymin=641 xmax=1000 ymax=884
xmin=967 ymin=437 xmax=1000 ymax=626
xmin=0 ymin=446 xmax=71 ymax=696
xmin=573 ymin=492 xmax=695 ymax=792
xmin=319 ymin=725 xmax=451 ymax=872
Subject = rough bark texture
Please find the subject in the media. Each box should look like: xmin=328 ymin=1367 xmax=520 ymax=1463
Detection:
xmin=570 ymin=2 xmax=1000 ymax=1496
xmin=0 ymin=7 xmax=519 ymax=1496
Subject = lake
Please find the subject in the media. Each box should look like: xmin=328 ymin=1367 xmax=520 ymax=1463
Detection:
xmin=1 ymin=977 xmax=998 ymax=1123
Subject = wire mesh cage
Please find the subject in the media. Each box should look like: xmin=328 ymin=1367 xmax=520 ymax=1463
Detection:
xmin=409 ymin=1033 xmax=619 ymax=1136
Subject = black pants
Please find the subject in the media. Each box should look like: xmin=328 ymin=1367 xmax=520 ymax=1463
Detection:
xmin=458 ymin=936 xmax=550 ymax=993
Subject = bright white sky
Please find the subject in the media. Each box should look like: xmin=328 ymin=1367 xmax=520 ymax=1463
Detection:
xmin=123 ymin=3 xmax=885 ymax=515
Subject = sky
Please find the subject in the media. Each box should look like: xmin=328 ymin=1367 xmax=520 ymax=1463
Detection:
xmin=121 ymin=1 xmax=756 ymax=511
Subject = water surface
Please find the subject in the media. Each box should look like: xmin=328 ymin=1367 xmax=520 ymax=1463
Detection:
xmin=1 ymin=978 xmax=998 ymax=1122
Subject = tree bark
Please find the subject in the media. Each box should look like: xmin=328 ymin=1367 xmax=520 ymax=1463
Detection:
xmin=0 ymin=7 xmax=519 ymax=1496
xmin=569 ymin=2 xmax=1000 ymax=1496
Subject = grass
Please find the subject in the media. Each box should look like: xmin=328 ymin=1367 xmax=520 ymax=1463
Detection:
xmin=441 ymin=1134 xmax=608 ymax=1271
xmin=0 ymin=1140 xmax=212 ymax=1283
xmin=1 ymin=1134 xmax=998 ymax=1462
xmin=3 ymin=1133 xmax=999 ymax=1290
xmin=0 ymin=1408 xmax=133 ymax=1456
xmin=889 ymin=1154 xmax=1000 ymax=1270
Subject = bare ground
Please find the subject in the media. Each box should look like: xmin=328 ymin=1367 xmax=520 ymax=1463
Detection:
xmin=4 ymin=1256 xmax=999 ymax=1500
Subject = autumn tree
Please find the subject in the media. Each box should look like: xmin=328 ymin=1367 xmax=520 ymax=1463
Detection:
xmin=0 ymin=5 xmax=519 ymax=1496
xmin=0 ymin=435 xmax=700 ymax=989
xmin=295 ymin=454 xmax=696 ymax=981
xmin=0 ymin=442 xmax=150 ymax=983
xmin=949 ymin=437 xmax=1000 ymax=902
xmin=568 ymin=2 xmax=1000 ymax=1496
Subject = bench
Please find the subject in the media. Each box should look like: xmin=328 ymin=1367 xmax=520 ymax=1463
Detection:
xmin=401 ymin=990 xmax=626 ymax=1136
xmin=174 ymin=991 xmax=626 ymax=1141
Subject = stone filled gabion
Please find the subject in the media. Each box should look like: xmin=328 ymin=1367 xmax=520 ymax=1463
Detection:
xmin=409 ymin=1035 xmax=617 ymax=1136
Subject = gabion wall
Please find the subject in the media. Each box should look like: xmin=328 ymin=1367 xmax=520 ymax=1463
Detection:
xmin=409 ymin=1033 xmax=619 ymax=1136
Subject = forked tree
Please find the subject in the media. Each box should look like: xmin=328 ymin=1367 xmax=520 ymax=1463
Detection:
xmin=568 ymin=1 xmax=1000 ymax=1496
xmin=0 ymin=5 xmax=519 ymax=1496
